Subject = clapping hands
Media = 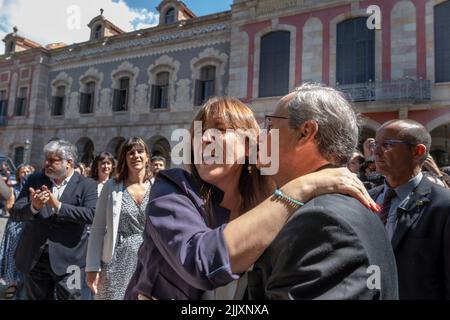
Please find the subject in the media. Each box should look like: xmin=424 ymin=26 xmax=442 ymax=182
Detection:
xmin=29 ymin=185 xmax=60 ymax=211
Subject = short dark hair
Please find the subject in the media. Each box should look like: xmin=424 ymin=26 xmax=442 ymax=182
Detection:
xmin=380 ymin=119 xmax=431 ymax=165
xmin=91 ymin=151 xmax=116 ymax=181
xmin=151 ymin=156 xmax=166 ymax=166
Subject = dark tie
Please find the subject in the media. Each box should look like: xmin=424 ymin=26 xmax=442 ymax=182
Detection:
xmin=378 ymin=188 xmax=397 ymax=225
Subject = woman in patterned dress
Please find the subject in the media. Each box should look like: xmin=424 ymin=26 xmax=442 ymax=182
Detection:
xmin=0 ymin=164 xmax=32 ymax=299
xmin=85 ymin=137 xmax=151 ymax=300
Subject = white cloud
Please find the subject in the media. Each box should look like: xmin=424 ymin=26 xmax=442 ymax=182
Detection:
xmin=0 ymin=0 xmax=159 ymax=53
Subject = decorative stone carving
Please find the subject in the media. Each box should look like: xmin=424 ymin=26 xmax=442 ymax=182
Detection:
xmin=148 ymin=55 xmax=180 ymax=110
xmin=174 ymin=79 xmax=192 ymax=111
xmin=52 ymin=22 xmax=231 ymax=64
xmin=190 ymin=47 xmax=228 ymax=103
xmin=79 ymin=67 xmax=104 ymax=115
xmin=135 ymin=84 xmax=149 ymax=112
xmin=99 ymin=88 xmax=112 ymax=116
xmin=51 ymin=72 xmax=73 ymax=96
xmin=67 ymin=92 xmax=80 ymax=119
xmin=111 ymin=61 xmax=139 ymax=112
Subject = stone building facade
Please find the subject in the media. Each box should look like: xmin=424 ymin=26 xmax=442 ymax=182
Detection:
xmin=1 ymin=0 xmax=450 ymax=169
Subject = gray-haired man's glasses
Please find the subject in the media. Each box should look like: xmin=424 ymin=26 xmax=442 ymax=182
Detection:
xmin=264 ymin=115 xmax=289 ymax=130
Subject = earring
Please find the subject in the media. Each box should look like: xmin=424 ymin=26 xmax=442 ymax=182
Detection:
xmin=248 ymin=165 xmax=252 ymax=175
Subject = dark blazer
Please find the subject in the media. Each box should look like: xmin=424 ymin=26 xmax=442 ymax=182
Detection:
xmin=248 ymin=194 xmax=399 ymax=300
xmin=10 ymin=171 xmax=98 ymax=275
xmin=370 ymin=178 xmax=450 ymax=299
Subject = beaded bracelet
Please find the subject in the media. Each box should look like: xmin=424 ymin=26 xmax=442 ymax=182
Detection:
xmin=273 ymin=188 xmax=305 ymax=208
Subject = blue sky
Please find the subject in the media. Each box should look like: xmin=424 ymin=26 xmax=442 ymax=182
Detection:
xmin=0 ymin=0 xmax=233 ymax=52
xmin=126 ymin=0 xmax=233 ymax=17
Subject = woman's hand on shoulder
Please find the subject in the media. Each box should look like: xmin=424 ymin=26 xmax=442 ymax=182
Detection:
xmin=285 ymin=167 xmax=380 ymax=212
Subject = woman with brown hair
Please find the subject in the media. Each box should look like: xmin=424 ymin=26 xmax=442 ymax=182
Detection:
xmin=90 ymin=152 xmax=116 ymax=196
xmin=125 ymin=96 xmax=377 ymax=300
xmin=86 ymin=137 xmax=151 ymax=300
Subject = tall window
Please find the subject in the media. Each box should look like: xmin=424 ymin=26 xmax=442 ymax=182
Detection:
xmin=195 ymin=66 xmax=216 ymax=106
xmin=165 ymin=8 xmax=175 ymax=24
xmin=151 ymin=72 xmax=169 ymax=109
xmin=337 ymin=17 xmax=375 ymax=85
xmin=113 ymin=77 xmax=129 ymax=111
xmin=52 ymin=86 xmax=65 ymax=116
xmin=14 ymin=87 xmax=27 ymax=116
xmin=259 ymin=31 xmax=290 ymax=98
xmin=94 ymin=25 xmax=102 ymax=40
xmin=0 ymin=90 xmax=7 ymax=126
xmin=14 ymin=146 xmax=24 ymax=167
xmin=80 ymin=81 xmax=95 ymax=114
xmin=435 ymin=1 xmax=450 ymax=83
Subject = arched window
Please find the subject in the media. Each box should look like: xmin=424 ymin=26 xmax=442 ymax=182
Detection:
xmin=259 ymin=31 xmax=290 ymax=98
xmin=336 ymin=17 xmax=375 ymax=85
xmin=14 ymin=146 xmax=25 ymax=167
xmin=113 ymin=77 xmax=129 ymax=111
xmin=165 ymin=8 xmax=176 ymax=24
xmin=94 ymin=25 xmax=102 ymax=40
xmin=435 ymin=1 xmax=450 ymax=83
xmin=195 ymin=66 xmax=216 ymax=106
xmin=80 ymin=81 xmax=95 ymax=114
xmin=151 ymin=71 xmax=169 ymax=109
xmin=52 ymin=85 xmax=65 ymax=116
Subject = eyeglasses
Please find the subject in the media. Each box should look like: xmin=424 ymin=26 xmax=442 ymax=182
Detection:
xmin=45 ymin=157 xmax=64 ymax=165
xmin=369 ymin=140 xmax=416 ymax=152
xmin=264 ymin=115 xmax=289 ymax=130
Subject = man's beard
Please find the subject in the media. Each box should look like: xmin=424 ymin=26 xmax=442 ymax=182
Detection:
xmin=45 ymin=166 xmax=68 ymax=180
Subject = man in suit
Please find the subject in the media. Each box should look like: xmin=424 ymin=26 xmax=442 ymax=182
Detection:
xmin=11 ymin=140 xmax=98 ymax=300
xmin=249 ymin=84 xmax=398 ymax=300
xmin=369 ymin=119 xmax=450 ymax=299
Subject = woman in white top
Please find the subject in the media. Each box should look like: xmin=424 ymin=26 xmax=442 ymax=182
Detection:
xmin=85 ymin=138 xmax=151 ymax=300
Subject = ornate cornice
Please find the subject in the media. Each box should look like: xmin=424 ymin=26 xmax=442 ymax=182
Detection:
xmin=50 ymin=22 xmax=231 ymax=65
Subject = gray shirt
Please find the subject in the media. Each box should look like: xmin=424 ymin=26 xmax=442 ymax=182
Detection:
xmin=376 ymin=172 xmax=423 ymax=240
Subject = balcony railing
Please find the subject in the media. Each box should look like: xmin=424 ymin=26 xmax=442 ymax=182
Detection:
xmin=336 ymin=79 xmax=431 ymax=102
xmin=0 ymin=116 xmax=7 ymax=126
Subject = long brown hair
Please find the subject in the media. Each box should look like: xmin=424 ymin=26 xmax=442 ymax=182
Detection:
xmin=115 ymin=137 xmax=151 ymax=183
xmin=186 ymin=96 xmax=275 ymax=226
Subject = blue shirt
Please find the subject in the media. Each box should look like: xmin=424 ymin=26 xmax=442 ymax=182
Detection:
xmin=376 ymin=172 xmax=423 ymax=240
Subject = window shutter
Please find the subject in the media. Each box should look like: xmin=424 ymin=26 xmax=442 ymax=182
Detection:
xmin=151 ymin=85 xmax=158 ymax=109
xmin=210 ymin=80 xmax=215 ymax=98
xmin=121 ymin=89 xmax=128 ymax=111
xmin=113 ymin=89 xmax=120 ymax=111
xmin=80 ymin=93 xmax=87 ymax=113
xmin=0 ymin=100 xmax=7 ymax=116
xmin=162 ymin=86 xmax=169 ymax=109
xmin=194 ymin=80 xmax=202 ymax=106
xmin=435 ymin=1 xmax=450 ymax=82
xmin=52 ymin=96 xmax=58 ymax=115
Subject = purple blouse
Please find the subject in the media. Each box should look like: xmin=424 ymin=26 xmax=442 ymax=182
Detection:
xmin=124 ymin=168 xmax=240 ymax=300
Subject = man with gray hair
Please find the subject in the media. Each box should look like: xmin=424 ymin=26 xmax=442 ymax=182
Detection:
xmin=248 ymin=84 xmax=398 ymax=299
xmin=11 ymin=139 xmax=98 ymax=300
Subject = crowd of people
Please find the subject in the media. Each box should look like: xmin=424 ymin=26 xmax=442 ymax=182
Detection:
xmin=0 ymin=83 xmax=449 ymax=300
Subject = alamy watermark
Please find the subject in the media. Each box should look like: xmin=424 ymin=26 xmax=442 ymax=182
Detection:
xmin=170 ymin=121 xmax=280 ymax=175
